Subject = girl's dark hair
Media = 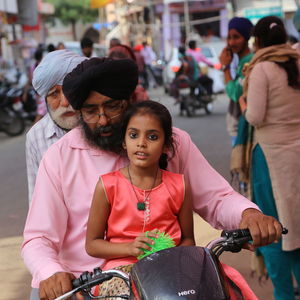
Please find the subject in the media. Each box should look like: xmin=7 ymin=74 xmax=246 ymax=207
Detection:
xmin=121 ymin=100 xmax=176 ymax=170
xmin=253 ymin=16 xmax=299 ymax=88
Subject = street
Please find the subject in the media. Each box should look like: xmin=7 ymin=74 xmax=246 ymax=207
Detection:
xmin=0 ymin=88 xmax=275 ymax=299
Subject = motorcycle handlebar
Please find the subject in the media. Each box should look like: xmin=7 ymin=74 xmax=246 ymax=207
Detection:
xmin=219 ymin=228 xmax=288 ymax=253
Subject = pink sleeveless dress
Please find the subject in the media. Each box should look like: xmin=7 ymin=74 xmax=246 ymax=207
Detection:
xmin=101 ymin=169 xmax=185 ymax=270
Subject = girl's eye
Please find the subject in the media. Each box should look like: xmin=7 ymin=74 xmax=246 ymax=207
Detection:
xmin=129 ymin=132 xmax=137 ymax=139
xmin=148 ymin=134 xmax=158 ymax=141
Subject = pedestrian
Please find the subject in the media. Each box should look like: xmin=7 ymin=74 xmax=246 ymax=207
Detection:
xmin=240 ymin=16 xmax=300 ymax=300
xmin=133 ymin=44 xmax=147 ymax=90
xmin=187 ymin=40 xmax=214 ymax=95
xmin=22 ymin=57 xmax=282 ymax=300
xmin=293 ymin=8 xmax=300 ymax=52
xmin=109 ymin=37 xmax=121 ymax=49
xmin=108 ymin=44 xmax=149 ymax=102
xmin=26 ymin=50 xmax=87 ymax=204
xmin=86 ymin=100 xmax=195 ymax=296
xmin=25 ymin=48 xmax=46 ymax=124
xmin=170 ymin=45 xmax=198 ymax=115
xmin=80 ymin=37 xmax=94 ymax=58
xmin=56 ymin=42 xmax=65 ymax=50
xmin=140 ymin=41 xmax=157 ymax=89
xmin=187 ymin=40 xmax=214 ymax=67
xmin=219 ymin=17 xmax=253 ymax=146
xmin=47 ymin=44 xmax=55 ymax=53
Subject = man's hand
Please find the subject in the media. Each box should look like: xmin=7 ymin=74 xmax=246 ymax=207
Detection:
xmin=239 ymin=208 xmax=282 ymax=251
xmin=39 ymin=272 xmax=75 ymax=300
xmin=238 ymin=95 xmax=247 ymax=113
xmin=219 ymin=46 xmax=233 ymax=66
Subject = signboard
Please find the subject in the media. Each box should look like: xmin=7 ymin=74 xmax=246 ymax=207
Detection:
xmin=0 ymin=0 xmax=17 ymax=14
xmin=244 ymin=6 xmax=284 ymax=24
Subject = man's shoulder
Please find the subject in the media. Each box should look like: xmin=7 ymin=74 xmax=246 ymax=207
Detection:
xmin=50 ymin=127 xmax=84 ymax=148
xmin=26 ymin=114 xmax=49 ymax=135
xmin=26 ymin=114 xmax=54 ymax=143
xmin=172 ymin=127 xmax=190 ymax=143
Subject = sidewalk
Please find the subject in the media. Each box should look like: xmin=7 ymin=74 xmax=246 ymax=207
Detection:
xmin=0 ymin=236 xmax=31 ymax=300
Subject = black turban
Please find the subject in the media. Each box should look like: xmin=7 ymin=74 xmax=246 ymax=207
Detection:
xmin=62 ymin=57 xmax=139 ymax=110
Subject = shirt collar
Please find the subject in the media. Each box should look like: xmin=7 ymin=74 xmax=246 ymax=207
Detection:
xmin=44 ymin=113 xmax=66 ymax=139
xmin=68 ymin=127 xmax=120 ymax=157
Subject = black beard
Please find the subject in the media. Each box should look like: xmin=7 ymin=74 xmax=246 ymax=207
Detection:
xmin=80 ymin=119 xmax=123 ymax=154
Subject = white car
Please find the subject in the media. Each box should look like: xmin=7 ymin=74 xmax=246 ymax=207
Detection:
xmin=163 ymin=42 xmax=225 ymax=94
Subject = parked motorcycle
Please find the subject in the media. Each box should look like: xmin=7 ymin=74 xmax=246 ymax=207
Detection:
xmin=0 ymin=84 xmax=25 ymax=136
xmin=54 ymin=228 xmax=288 ymax=300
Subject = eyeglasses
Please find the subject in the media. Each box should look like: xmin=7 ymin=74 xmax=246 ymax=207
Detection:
xmin=80 ymin=99 xmax=125 ymax=124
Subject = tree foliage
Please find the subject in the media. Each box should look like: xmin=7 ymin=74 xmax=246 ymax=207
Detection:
xmin=47 ymin=0 xmax=98 ymax=40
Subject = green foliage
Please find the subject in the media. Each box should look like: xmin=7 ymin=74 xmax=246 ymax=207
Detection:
xmin=46 ymin=0 xmax=98 ymax=25
xmin=137 ymin=231 xmax=176 ymax=260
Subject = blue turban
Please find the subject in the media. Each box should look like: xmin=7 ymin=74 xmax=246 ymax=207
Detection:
xmin=293 ymin=8 xmax=300 ymax=32
xmin=228 ymin=17 xmax=253 ymax=40
xmin=32 ymin=50 xmax=87 ymax=97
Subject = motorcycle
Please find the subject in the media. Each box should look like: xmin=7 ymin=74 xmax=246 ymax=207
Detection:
xmin=54 ymin=228 xmax=288 ymax=300
xmin=0 ymin=83 xmax=25 ymax=136
xmin=0 ymin=68 xmax=37 ymax=134
xmin=175 ymin=75 xmax=214 ymax=117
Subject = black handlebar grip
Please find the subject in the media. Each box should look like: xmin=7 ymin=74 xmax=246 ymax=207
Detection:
xmin=72 ymin=277 xmax=82 ymax=289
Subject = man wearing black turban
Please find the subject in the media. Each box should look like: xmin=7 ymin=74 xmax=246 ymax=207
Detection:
xmin=63 ymin=57 xmax=139 ymax=152
xmin=22 ymin=55 xmax=282 ymax=300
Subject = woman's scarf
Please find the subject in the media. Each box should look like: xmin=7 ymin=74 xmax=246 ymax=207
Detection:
xmin=231 ymin=44 xmax=300 ymax=191
xmin=243 ymin=43 xmax=300 ymax=96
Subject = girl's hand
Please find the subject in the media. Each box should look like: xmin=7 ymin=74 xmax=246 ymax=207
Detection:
xmin=127 ymin=231 xmax=159 ymax=257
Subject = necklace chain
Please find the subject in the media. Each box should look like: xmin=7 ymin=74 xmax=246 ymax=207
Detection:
xmin=127 ymin=166 xmax=159 ymax=231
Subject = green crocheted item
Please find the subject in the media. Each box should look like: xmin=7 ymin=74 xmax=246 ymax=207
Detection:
xmin=137 ymin=231 xmax=176 ymax=260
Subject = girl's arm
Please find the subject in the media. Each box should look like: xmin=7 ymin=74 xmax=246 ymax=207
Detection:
xmin=86 ymin=179 xmax=155 ymax=259
xmin=178 ymin=179 xmax=195 ymax=246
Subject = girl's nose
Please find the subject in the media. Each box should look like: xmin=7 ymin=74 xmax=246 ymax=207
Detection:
xmin=137 ymin=137 xmax=146 ymax=147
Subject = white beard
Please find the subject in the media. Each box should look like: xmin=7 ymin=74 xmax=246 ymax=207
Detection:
xmin=48 ymin=105 xmax=79 ymax=130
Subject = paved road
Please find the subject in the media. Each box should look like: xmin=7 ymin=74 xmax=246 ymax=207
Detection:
xmin=0 ymin=89 xmax=275 ymax=299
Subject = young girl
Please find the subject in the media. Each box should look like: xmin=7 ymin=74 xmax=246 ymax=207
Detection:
xmin=86 ymin=100 xmax=195 ymax=296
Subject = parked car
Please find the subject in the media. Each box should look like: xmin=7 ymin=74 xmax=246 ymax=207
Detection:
xmin=63 ymin=41 xmax=107 ymax=58
xmin=163 ymin=41 xmax=225 ymax=94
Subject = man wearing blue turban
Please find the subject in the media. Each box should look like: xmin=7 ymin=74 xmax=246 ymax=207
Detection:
xmin=219 ymin=17 xmax=253 ymax=146
xmin=26 ymin=50 xmax=87 ymax=205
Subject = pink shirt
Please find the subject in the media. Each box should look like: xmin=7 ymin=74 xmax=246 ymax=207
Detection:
xmin=187 ymin=48 xmax=213 ymax=67
xmin=102 ymin=170 xmax=184 ymax=270
xmin=22 ymin=127 xmax=258 ymax=288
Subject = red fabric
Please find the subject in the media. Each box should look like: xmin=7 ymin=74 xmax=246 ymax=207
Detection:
xmin=131 ymin=86 xmax=149 ymax=103
xmin=221 ymin=262 xmax=258 ymax=300
xmin=101 ymin=169 xmax=185 ymax=270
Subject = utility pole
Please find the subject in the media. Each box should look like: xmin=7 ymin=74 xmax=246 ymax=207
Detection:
xmin=183 ymin=0 xmax=190 ymax=42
